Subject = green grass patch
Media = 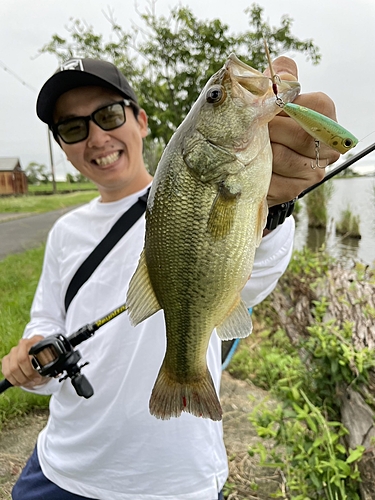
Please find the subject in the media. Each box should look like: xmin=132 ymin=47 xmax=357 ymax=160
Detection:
xmin=228 ymin=328 xmax=303 ymax=391
xmin=0 ymin=246 xmax=50 ymax=429
xmin=232 ymin=248 xmax=367 ymax=499
xmin=336 ymin=207 xmax=361 ymax=239
xmin=0 ymin=190 xmax=98 ymax=214
xmin=28 ymin=181 xmax=97 ymax=193
xmin=306 ymin=180 xmax=334 ymax=229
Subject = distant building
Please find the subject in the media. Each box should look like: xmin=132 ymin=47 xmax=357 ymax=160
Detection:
xmin=0 ymin=157 xmax=28 ymax=195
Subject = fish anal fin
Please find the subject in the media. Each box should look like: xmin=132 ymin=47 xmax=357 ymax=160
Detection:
xmin=207 ymin=183 xmax=240 ymax=240
xmin=126 ymin=249 xmax=161 ymax=326
xmin=216 ymin=298 xmax=252 ymax=341
xmin=149 ymin=366 xmax=222 ymax=421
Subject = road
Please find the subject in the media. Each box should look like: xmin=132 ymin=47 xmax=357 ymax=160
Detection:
xmin=0 ymin=207 xmax=76 ymax=261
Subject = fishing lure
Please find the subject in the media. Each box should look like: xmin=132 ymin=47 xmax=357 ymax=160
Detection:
xmin=277 ymin=101 xmax=358 ymax=155
xmin=263 ymin=40 xmax=358 ymax=165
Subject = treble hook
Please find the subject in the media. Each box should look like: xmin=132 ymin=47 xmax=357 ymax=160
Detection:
xmin=311 ymin=140 xmax=328 ymax=170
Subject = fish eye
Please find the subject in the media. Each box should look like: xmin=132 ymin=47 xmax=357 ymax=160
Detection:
xmin=343 ymin=138 xmax=353 ymax=148
xmin=206 ymin=85 xmax=226 ymax=104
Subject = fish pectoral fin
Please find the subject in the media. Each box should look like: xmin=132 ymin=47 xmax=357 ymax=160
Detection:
xmin=126 ymin=249 xmax=161 ymax=326
xmin=149 ymin=365 xmax=222 ymax=421
xmin=207 ymin=183 xmax=240 ymax=240
xmin=256 ymin=197 xmax=269 ymax=247
xmin=216 ymin=298 xmax=252 ymax=340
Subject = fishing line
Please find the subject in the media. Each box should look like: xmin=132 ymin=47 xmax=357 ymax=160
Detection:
xmin=357 ymin=130 xmax=375 ymax=144
xmin=0 ymin=59 xmax=37 ymax=94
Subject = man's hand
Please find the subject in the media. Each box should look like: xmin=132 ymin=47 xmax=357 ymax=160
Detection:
xmin=1 ymin=335 xmax=47 ymax=388
xmin=265 ymin=56 xmax=340 ymax=207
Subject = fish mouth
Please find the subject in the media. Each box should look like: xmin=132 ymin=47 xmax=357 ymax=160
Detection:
xmin=225 ymin=53 xmax=300 ymax=104
xmin=225 ymin=53 xmax=271 ymax=97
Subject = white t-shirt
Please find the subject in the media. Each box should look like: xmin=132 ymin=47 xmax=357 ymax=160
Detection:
xmin=23 ymin=185 xmax=295 ymax=500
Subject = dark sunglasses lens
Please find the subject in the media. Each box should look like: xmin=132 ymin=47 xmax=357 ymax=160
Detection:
xmin=57 ymin=119 xmax=88 ymax=144
xmin=94 ymin=103 xmax=126 ymax=130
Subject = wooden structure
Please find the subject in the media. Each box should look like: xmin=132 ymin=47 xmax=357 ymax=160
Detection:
xmin=0 ymin=157 xmax=28 ymax=195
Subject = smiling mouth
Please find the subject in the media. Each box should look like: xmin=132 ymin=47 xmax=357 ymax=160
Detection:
xmin=94 ymin=151 xmax=121 ymax=166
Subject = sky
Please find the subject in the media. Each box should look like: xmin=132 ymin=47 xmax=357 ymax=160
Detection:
xmin=1 ymin=0 xmax=374 ymax=180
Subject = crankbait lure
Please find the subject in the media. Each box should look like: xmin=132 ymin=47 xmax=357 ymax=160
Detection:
xmin=277 ymin=102 xmax=358 ymax=155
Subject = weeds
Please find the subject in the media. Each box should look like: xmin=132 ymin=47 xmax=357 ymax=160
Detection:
xmin=305 ymin=180 xmax=334 ymax=228
xmin=230 ymin=248 xmax=369 ymax=499
xmin=336 ymin=207 xmax=361 ymax=239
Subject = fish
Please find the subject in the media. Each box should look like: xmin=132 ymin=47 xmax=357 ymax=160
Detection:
xmin=126 ymin=53 xmax=300 ymax=421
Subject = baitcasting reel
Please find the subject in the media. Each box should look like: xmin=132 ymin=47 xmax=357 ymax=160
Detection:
xmin=29 ymin=333 xmax=93 ymax=399
xmin=0 ymin=304 xmax=128 ymax=399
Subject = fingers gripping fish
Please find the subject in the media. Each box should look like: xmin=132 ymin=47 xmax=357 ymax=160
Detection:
xmin=126 ymin=54 xmax=300 ymax=421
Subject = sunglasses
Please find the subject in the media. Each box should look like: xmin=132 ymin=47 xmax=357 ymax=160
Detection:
xmin=52 ymin=100 xmax=131 ymax=144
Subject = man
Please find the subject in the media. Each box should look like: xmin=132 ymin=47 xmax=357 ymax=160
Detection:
xmin=2 ymin=57 xmax=338 ymax=500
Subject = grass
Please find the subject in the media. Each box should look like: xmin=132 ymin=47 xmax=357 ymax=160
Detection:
xmin=28 ymin=181 xmax=96 ymax=193
xmin=0 ymin=188 xmax=105 ymax=428
xmin=0 ymin=246 xmax=50 ymax=429
xmin=0 ymin=190 xmax=99 ymax=214
xmin=336 ymin=207 xmax=361 ymax=239
xmin=306 ymin=180 xmax=334 ymax=228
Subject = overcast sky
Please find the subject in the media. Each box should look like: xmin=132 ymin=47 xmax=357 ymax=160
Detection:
xmin=1 ymin=0 xmax=374 ymax=180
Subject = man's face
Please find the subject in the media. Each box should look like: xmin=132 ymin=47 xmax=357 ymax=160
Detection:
xmin=54 ymin=85 xmax=151 ymax=202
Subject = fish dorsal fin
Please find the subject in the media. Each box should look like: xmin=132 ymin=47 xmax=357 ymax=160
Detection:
xmin=216 ymin=298 xmax=253 ymax=340
xmin=126 ymin=249 xmax=162 ymax=326
xmin=207 ymin=183 xmax=241 ymax=240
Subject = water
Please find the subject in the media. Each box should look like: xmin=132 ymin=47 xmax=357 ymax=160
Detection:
xmin=294 ymin=176 xmax=375 ymax=266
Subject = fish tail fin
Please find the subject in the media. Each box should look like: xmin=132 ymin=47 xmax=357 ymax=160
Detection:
xmin=149 ymin=366 xmax=222 ymax=421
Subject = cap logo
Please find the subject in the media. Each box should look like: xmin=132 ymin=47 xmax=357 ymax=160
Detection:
xmin=60 ymin=59 xmax=84 ymax=72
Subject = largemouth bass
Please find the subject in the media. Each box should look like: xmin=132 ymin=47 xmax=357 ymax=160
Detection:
xmin=127 ymin=54 xmax=300 ymax=421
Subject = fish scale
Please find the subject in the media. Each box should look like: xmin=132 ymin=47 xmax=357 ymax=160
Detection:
xmin=126 ymin=53 xmax=300 ymax=421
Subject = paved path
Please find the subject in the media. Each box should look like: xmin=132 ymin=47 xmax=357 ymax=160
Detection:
xmin=0 ymin=208 xmax=76 ymax=261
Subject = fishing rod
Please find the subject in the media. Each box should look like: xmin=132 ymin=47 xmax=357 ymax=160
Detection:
xmin=0 ymin=304 xmax=128 ymax=398
xmin=267 ymin=142 xmax=375 ymax=229
xmin=1 ymin=143 xmax=374 ymax=394
xmin=298 ymin=141 xmax=375 ymax=199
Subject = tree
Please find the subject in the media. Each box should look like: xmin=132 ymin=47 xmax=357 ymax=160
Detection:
xmin=25 ymin=162 xmax=50 ymax=184
xmin=74 ymin=172 xmax=90 ymax=183
xmin=66 ymin=173 xmax=76 ymax=184
xmin=39 ymin=1 xmax=320 ymax=150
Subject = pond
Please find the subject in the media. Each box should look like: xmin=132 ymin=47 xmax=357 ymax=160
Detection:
xmin=294 ymin=176 xmax=375 ymax=266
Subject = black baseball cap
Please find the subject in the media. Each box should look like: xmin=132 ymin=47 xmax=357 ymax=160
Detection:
xmin=37 ymin=58 xmax=138 ymax=126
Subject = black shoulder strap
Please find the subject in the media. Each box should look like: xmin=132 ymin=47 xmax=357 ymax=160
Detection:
xmin=64 ymin=189 xmax=149 ymax=313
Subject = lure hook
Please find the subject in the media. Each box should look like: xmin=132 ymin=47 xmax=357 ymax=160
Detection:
xmin=311 ymin=140 xmax=328 ymax=170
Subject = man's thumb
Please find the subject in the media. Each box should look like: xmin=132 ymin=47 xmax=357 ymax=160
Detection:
xmin=263 ymin=55 xmax=298 ymax=81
